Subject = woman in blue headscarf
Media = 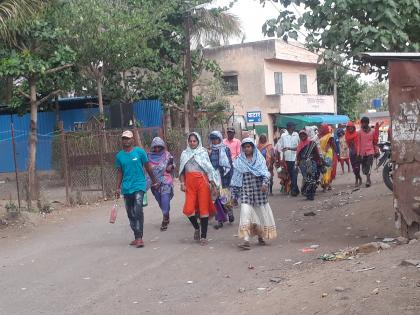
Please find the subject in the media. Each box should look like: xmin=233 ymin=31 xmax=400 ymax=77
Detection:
xmin=147 ymin=137 xmax=175 ymax=231
xmin=209 ymin=130 xmax=234 ymax=229
xmin=231 ymin=138 xmax=277 ymax=250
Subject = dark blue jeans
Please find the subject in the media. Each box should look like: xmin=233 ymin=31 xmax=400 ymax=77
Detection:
xmin=286 ymin=161 xmax=299 ymax=195
xmin=124 ymin=190 xmax=144 ymax=239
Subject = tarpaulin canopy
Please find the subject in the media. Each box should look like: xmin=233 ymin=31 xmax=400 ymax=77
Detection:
xmin=276 ymin=114 xmax=349 ymax=130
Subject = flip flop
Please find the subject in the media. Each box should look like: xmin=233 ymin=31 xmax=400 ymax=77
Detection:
xmin=238 ymin=242 xmax=251 ymax=250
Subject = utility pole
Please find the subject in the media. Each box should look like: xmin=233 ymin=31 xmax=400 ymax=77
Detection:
xmin=333 ymin=65 xmax=338 ymax=115
xmin=184 ymin=12 xmax=194 ymax=132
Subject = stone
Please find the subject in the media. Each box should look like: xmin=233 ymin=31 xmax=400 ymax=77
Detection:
xmin=371 ymin=288 xmax=379 ymax=295
xmin=396 ymin=236 xmax=409 ymax=245
xmin=409 ymin=239 xmax=418 ymax=245
xmin=304 ymin=211 xmax=316 ymax=216
xmin=378 ymin=242 xmax=391 ymax=249
xmin=238 ymin=288 xmax=245 ymax=293
xmin=322 ymin=293 xmax=328 ymax=298
xmin=357 ymin=242 xmax=380 ymax=254
xmin=414 ymin=231 xmax=420 ymax=240
xmin=335 ymin=287 xmax=345 ymax=292
xmin=400 ymin=259 xmax=420 ymax=267
xmin=270 ymin=277 xmax=284 ymax=283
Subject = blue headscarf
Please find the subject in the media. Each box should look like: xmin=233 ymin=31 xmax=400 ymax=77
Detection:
xmin=209 ymin=130 xmax=231 ymax=176
xmin=230 ymin=138 xmax=270 ymax=187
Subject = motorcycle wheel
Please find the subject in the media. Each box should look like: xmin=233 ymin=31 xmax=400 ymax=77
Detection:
xmin=383 ymin=162 xmax=393 ymax=191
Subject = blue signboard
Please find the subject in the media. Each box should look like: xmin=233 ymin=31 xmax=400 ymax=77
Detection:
xmin=372 ymin=98 xmax=382 ymax=109
xmin=246 ymin=111 xmax=262 ymax=123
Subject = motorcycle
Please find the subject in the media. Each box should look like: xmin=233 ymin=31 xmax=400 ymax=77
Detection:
xmin=377 ymin=141 xmax=393 ymax=191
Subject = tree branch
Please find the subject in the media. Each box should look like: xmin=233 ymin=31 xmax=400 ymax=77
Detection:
xmin=18 ymin=89 xmax=31 ymax=99
xmin=36 ymin=90 xmax=62 ymax=106
xmin=167 ymin=103 xmax=188 ymax=113
xmin=45 ymin=64 xmax=73 ymax=75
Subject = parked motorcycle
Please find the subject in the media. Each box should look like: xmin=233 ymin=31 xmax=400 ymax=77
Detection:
xmin=377 ymin=141 xmax=393 ymax=191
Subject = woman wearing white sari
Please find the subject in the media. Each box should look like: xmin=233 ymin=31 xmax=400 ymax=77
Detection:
xmin=231 ymin=138 xmax=277 ymax=250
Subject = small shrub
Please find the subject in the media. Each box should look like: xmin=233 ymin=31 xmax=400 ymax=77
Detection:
xmin=5 ymin=201 xmax=19 ymax=218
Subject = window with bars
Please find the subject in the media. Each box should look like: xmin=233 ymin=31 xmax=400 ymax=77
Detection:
xmin=222 ymin=75 xmax=238 ymax=95
xmin=274 ymin=72 xmax=283 ymax=95
xmin=300 ymin=74 xmax=308 ymax=93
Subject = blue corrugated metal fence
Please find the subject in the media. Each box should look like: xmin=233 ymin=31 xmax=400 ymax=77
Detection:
xmin=0 ymin=100 xmax=163 ymax=173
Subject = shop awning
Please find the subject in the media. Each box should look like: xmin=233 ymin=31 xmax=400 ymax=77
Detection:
xmin=276 ymin=114 xmax=350 ymax=130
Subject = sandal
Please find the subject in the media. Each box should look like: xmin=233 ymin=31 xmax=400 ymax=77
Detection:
xmin=258 ymin=237 xmax=266 ymax=246
xmin=200 ymin=238 xmax=208 ymax=246
xmin=238 ymin=241 xmax=251 ymax=250
xmin=193 ymin=229 xmax=200 ymax=241
xmin=214 ymin=222 xmax=223 ymax=230
xmin=160 ymin=217 xmax=170 ymax=231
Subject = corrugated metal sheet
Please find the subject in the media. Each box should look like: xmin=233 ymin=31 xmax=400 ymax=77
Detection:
xmin=0 ymin=100 xmax=162 ymax=173
xmin=133 ymin=100 xmax=163 ymax=128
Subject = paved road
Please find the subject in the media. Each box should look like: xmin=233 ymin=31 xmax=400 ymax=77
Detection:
xmin=0 ymin=172 xmax=395 ymax=314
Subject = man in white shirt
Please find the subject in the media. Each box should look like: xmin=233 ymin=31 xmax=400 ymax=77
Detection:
xmin=275 ymin=122 xmax=300 ymax=196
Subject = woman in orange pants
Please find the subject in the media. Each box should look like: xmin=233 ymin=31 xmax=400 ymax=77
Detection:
xmin=179 ymin=132 xmax=220 ymax=245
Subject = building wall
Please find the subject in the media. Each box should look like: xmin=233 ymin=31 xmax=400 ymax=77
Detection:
xmin=264 ymin=60 xmax=318 ymax=95
xmin=202 ymin=39 xmax=329 ymax=143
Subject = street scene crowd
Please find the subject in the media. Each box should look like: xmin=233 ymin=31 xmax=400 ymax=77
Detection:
xmin=115 ymin=117 xmax=383 ymax=250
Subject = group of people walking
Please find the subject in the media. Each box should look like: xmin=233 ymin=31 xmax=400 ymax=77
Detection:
xmin=115 ymin=127 xmax=277 ymax=250
xmin=114 ymin=117 xmax=379 ymax=249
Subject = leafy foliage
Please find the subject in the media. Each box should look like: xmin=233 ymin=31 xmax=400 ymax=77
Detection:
xmin=317 ymin=65 xmax=365 ymax=120
xmin=358 ymin=81 xmax=388 ymax=113
xmin=262 ymin=0 xmax=420 ymax=75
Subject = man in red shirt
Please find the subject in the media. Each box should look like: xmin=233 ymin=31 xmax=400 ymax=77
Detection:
xmin=223 ymin=127 xmax=241 ymax=160
xmin=358 ymin=117 xmax=379 ymax=187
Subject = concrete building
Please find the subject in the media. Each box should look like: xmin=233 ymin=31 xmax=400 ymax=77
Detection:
xmin=202 ymin=39 xmax=336 ymax=142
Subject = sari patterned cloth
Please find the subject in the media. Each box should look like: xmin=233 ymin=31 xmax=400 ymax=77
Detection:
xmin=147 ymin=137 xmax=174 ymax=216
xmin=231 ymin=139 xmax=277 ymax=241
xmin=319 ymin=125 xmax=334 ymax=187
xmin=209 ymin=131 xmax=234 ymax=223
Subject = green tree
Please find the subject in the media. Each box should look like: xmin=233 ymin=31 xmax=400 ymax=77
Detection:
xmin=358 ymin=81 xmax=389 ymax=113
xmin=317 ymin=65 xmax=365 ymax=120
xmin=0 ymin=10 xmax=75 ymax=207
xmin=0 ymin=0 xmax=45 ymax=42
xmin=61 ymin=0 xmax=164 ymax=117
xmin=262 ymin=0 xmax=420 ymax=75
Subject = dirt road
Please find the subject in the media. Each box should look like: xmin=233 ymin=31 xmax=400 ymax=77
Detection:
xmin=1 ymin=171 xmax=419 ymax=314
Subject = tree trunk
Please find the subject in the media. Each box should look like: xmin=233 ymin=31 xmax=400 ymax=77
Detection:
xmin=165 ymin=107 xmax=172 ymax=130
xmin=97 ymin=79 xmax=104 ymax=118
xmin=183 ymin=91 xmax=190 ymax=133
xmin=27 ymin=77 xmax=39 ymax=208
xmin=184 ymin=13 xmax=194 ymax=131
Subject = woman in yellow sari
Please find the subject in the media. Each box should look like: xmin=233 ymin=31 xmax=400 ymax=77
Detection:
xmin=318 ymin=124 xmax=335 ymax=192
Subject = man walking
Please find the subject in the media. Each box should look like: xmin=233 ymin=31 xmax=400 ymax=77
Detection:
xmin=358 ymin=117 xmax=379 ymax=187
xmin=224 ymin=127 xmax=241 ymax=160
xmin=115 ymin=130 xmax=159 ymax=248
xmin=275 ymin=122 xmax=300 ymax=196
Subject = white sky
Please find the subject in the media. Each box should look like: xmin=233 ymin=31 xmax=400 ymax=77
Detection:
xmin=212 ymin=0 xmax=283 ymax=43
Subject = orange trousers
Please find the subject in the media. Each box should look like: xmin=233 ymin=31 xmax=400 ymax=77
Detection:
xmin=183 ymin=172 xmax=215 ymax=218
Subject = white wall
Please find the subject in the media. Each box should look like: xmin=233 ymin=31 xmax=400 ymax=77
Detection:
xmin=264 ymin=60 xmax=318 ymax=95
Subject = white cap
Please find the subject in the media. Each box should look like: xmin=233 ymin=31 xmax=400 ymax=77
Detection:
xmin=122 ymin=130 xmax=134 ymax=138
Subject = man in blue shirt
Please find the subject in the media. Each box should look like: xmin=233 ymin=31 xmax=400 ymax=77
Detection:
xmin=115 ymin=130 xmax=158 ymax=248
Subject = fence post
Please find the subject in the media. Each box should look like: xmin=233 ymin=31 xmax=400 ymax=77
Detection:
xmin=59 ymin=121 xmax=70 ymax=206
xmin=99 ymin=128 xmax=105 ymax=199
xmin=10 ymin=122 xmax=21 ymax=210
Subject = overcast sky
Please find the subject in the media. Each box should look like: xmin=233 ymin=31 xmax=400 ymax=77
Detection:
xmin=212 ymin=0 xmax=284 ymax=43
